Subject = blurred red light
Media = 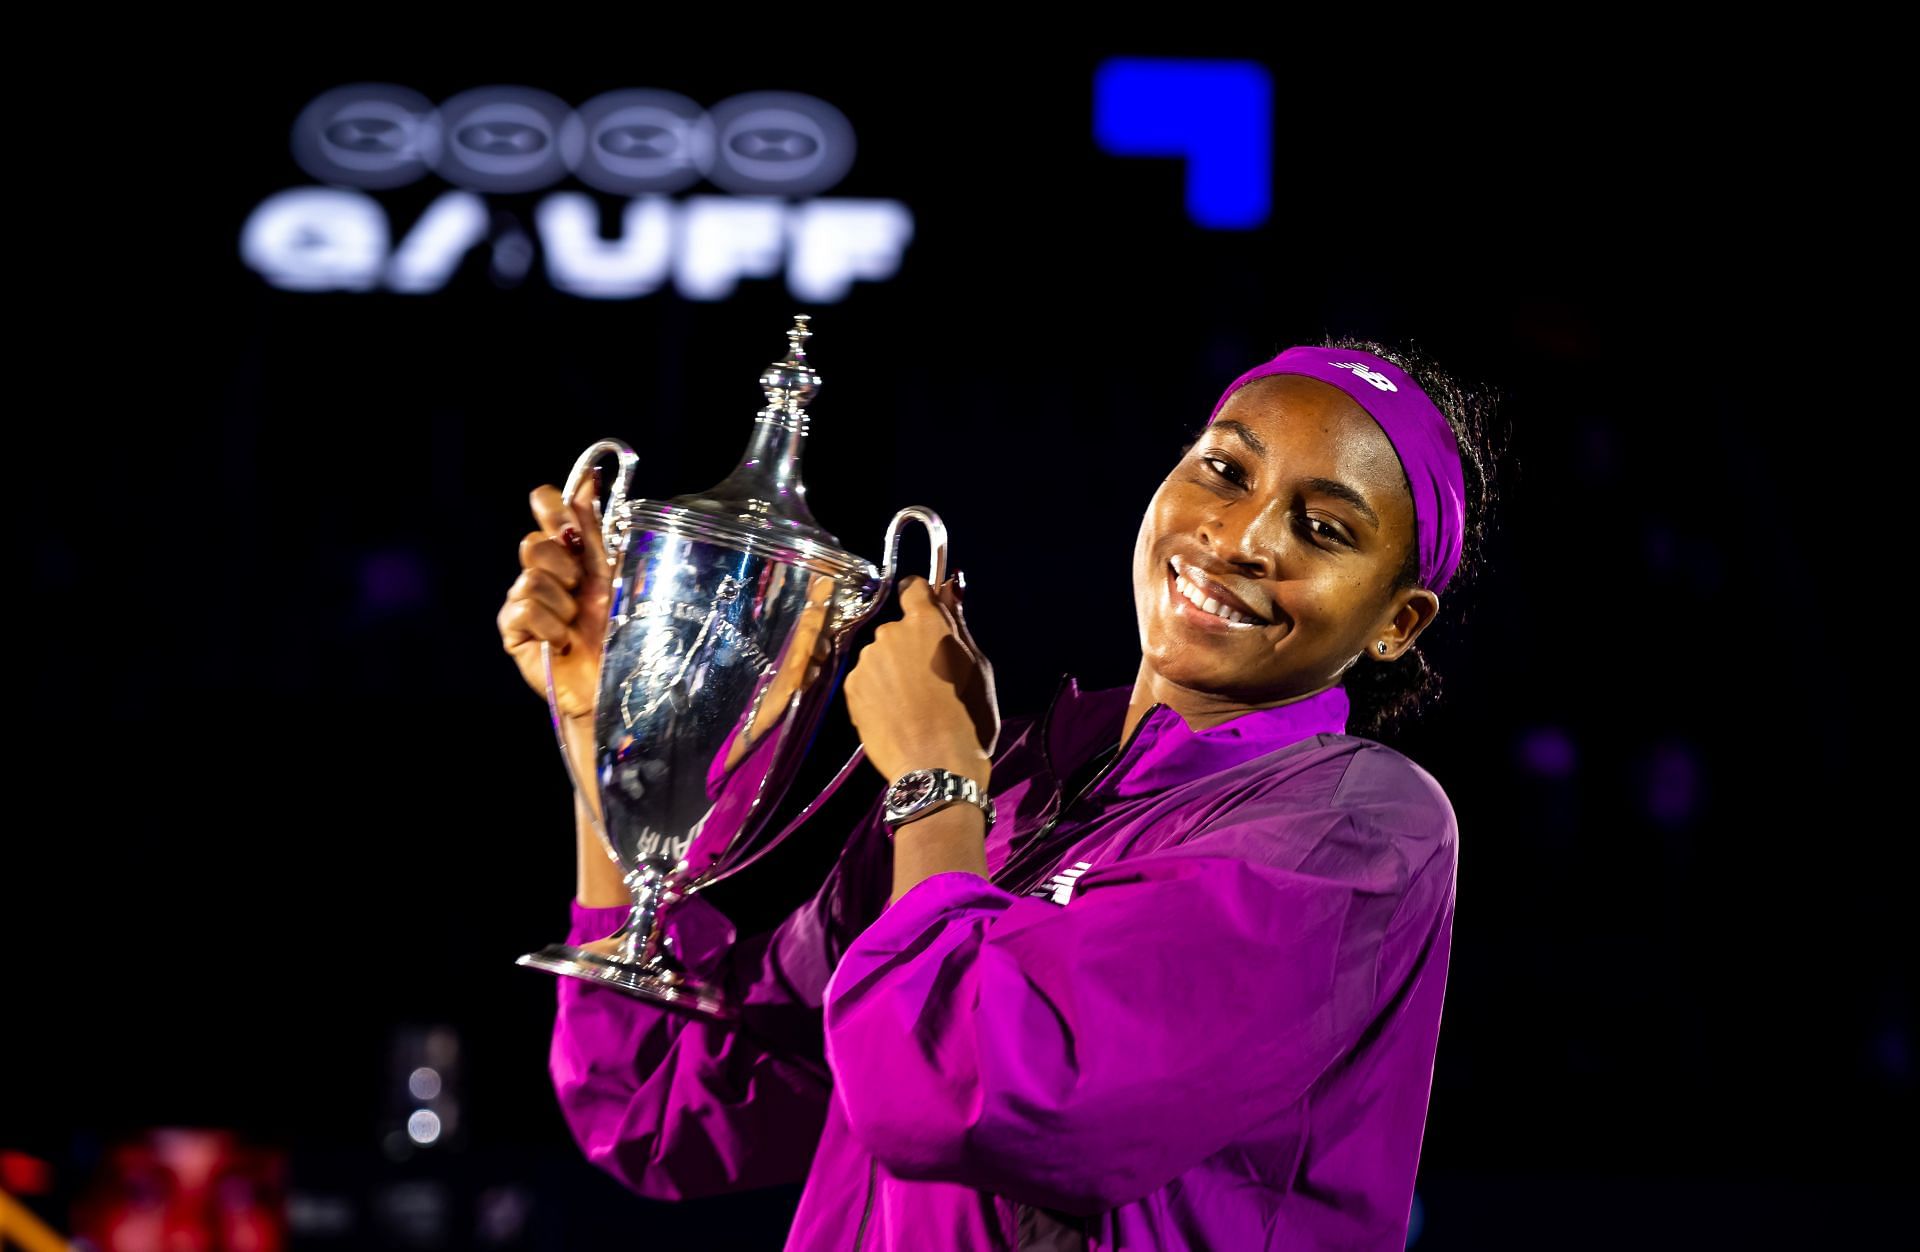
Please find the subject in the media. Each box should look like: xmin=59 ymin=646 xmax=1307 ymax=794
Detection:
xmin=0 ymin=1149 xmax=54 ymax=1195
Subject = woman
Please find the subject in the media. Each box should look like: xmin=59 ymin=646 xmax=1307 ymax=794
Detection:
xmin=497 ymin=337 xmax=1499 ymax=1250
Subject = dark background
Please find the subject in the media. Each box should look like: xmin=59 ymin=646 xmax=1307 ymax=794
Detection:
xmin=11 ymin=40 xmax=1906 ymax=1250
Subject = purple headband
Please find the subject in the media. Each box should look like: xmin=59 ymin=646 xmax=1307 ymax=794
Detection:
xmin=1207 ymin=345 xmax=1466 ymax=595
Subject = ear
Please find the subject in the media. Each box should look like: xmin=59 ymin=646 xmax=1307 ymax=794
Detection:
xmin=1373 ymin=589 xmax=1440 ymax=661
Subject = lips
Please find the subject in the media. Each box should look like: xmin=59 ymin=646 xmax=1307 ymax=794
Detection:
xmin=1167 ymin=555 xmax=1277 ymax=628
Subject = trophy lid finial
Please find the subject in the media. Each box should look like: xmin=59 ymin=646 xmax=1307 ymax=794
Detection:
xmin=669 ymin=314 xmax=839 ymax=547
xmin=759 ymin=313 xmax=820 ymax=417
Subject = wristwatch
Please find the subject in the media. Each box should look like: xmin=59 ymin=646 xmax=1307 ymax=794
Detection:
xmin=883 ymin=768 xmax=995 ymax=835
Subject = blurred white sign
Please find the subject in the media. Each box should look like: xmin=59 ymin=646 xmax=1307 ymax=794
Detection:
xmin=241 ymin=84 xmax=914 ymax=302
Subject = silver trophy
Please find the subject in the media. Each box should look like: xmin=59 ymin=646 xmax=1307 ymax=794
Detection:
xmin=517 ymin=315 xmax=945 ymax=1020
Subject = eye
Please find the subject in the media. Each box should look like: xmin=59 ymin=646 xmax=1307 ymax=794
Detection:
xmin=1199 ymin=452 xmax=1245 ymax=486
xmin=1301 ymin=515 xmax=1352 ymax=547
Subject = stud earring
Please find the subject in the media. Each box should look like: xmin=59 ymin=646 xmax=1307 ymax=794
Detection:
xmin=1376 ymin=641 xmax=1388 ymax=654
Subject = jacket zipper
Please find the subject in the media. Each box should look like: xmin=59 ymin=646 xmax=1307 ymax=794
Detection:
xmin=993 ymin=700 xmax=1161 ymax=898
xmin=852 ymin=1156 xmax=877 ymax=1250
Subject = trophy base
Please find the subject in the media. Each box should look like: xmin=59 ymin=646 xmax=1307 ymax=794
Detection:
xmin=517 ymin=940 xmax=736 ymax=1020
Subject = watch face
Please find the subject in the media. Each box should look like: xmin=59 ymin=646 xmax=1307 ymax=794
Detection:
xmin=889 ymin=770 xmax=936 ymax=810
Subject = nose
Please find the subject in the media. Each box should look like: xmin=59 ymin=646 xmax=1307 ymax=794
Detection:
xmin=1197 ymin=495 xmax=1284 ymax=580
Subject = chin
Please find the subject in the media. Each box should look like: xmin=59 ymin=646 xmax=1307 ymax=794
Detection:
xmin=1145 ymin=648 xmax=1251 ymax=697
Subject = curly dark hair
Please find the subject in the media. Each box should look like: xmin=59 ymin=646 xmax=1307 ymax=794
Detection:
xmin=1186 ymin=336 xmax=1505 ymax=739
xmin=1320 ymin=335 xmax=1503 ymax=737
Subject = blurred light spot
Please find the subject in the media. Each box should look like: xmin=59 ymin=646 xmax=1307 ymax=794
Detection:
xmin=407 ymin=1066 xmax=442 ymax=1100
xmin=0 ymin=1149 xmax=53 ymax=1194
xmin=568 ymin=89 xmax=712 ymax=195
xmin=704 ymin=92 xmax=856 ymax=196
xmin=477 ymin=1186 xmax=533 ymax=1246
xmin=434 ymin=86 xmax=579 ymax=193
xmin=216 ymin=1172 xmax=267 ymax=1211
xmin=406 ymin=1109 xmax=442 ymax=1145
xmin=292 ymin=83 xmax=442 ymax=189
xmin=386 ymin=191 xmax=488 ymax=293
xmin=706 ymin=93 xmax=856 ymax=196
xmin=490 ymin=222 xmax=535 ymax=287
xmin=358 ymin=548 xmax=430 ymax=619
xmin=425 ymin=1027 xmax=460 ymax=1068
xmin=1516 ymin=725 xmax=1577 ymax=779
xmin=240 ymin=187 xmax=388 ymax=291
xmin=377 ymin=1180 xmax=449 ymax=1245
xmin=538 ymin=192 xmax=673 ymax=298
xmin=675 ymin=196 xmax=785 ymax=300
xmin=287 ymin=1192 xmax=357 ymax=1236
xmin=1095 ymin=59 xmax=1271 ymax=229
xmin=1643 ymin=739 xmax=1702 ymax=828
xmin=788 ymin=200 xmax=915 ymax=302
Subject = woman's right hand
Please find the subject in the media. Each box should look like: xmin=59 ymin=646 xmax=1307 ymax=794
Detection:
xmin=498 ymin=475 xmax=613 ymax=721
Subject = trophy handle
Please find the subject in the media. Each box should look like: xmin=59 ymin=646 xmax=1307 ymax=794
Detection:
xmin=539 ymin=439 xmax=640 ymax=857
xmin=880 ymin=505 xmax=949 ymax=588
xmin=836 ymin=505 xmax=949 ymax=636
xmin=562 ymin=438 xmax=640 ymax=556
xmin=856 ymin=506 xmax=944 ymax=622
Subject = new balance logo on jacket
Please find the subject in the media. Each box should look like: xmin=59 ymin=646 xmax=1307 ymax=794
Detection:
xmin=1029 ymin=861 xmax=1095 ymax=905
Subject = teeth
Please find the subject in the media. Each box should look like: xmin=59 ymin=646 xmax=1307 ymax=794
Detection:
xmin=1172 ymin=561 xmax=1262 ymax=627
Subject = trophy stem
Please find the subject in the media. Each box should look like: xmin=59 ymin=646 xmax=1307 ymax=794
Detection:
xmin=619 ymin=864 xmax=674 ymax=965
xmin=518 ymin=851 xmax=733 ymax=1018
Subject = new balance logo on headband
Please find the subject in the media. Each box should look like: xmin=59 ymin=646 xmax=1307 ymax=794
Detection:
xmin=1331 ymin=362 xmax=1399 ymax=393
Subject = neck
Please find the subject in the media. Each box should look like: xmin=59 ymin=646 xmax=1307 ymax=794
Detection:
xmin=1122 ymin=658 xmax=1341 ymax=745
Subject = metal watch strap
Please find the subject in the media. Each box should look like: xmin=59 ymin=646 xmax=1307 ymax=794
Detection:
xmin=883 ymin=768 xmax=995 ymax=835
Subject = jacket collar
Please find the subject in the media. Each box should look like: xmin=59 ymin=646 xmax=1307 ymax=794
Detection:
xmin=1040 ymin=673 xmax=1351 ymax=800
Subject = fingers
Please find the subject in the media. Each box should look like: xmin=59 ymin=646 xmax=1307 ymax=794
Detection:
xmin=517 ymin=530 xmax=581 ymax=588
xmin=567 ymin=471 xmax=602 ymax=552
xmin=897 ymin=574 xmax=936 ymax=612
xmin=931 ymin=572 xmax=967 ymax=623
xmin=509 ymin=567 xmax=577 ymax=624
xmin=497 ymin=595 xmax=573 ymax=653
xmin=897 ymin=574 xmax=957 ymax=632
xmin=532 ymin=476 xmax=614 ymax=589
xmin=529 ymin=484 xmax=575 ymax=541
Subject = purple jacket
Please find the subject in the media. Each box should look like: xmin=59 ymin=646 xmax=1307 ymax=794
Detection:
xmin=550 ymin=676 xmax=1458 ymax=1249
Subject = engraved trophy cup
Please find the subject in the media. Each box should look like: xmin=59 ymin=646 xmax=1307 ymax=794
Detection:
xmin=516 ymin=315 xmax=945 ymax=1020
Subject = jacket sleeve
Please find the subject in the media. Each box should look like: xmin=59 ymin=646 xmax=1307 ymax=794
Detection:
xmin=551 ymin=805 xmax=893 ymax=1200
xmin=820 ymin=795 xmax=1452 ymax=1215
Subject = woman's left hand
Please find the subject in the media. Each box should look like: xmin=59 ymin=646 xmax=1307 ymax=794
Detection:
xmin=844 ymin=574 xmax=998 ymax=789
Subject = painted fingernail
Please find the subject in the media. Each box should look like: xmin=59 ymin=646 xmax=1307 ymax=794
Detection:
xmin=560 ymin=525 xmax=584 ymax=555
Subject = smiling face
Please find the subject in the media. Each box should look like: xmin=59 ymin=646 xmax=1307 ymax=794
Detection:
xmin=1131 ymin=373 xmax=1441 ymax=712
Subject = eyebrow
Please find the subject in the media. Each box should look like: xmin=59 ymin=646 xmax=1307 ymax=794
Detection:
xmin=1209 ymin=420 xmax=1380 ymax=530
xmin=1213 ymin=419 xmax=1267 ymax=458
xmin=1302 ymin=476 xmax=1380 ymax=529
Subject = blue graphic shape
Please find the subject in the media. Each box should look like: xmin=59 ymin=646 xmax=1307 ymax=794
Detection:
xmin=1094 ymin=59 xmax=1271 ymax=230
